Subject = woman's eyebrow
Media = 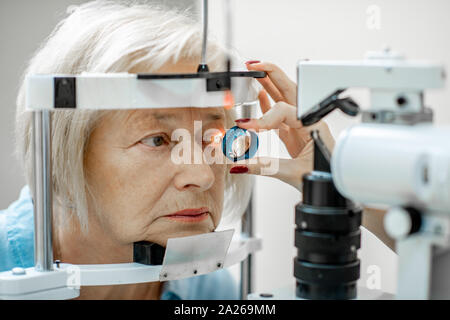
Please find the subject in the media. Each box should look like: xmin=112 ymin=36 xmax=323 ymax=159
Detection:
xmin=208 ymin=113 xmax=224 ymax=121
xmin=151 ymin=112 xmax=178 ymax=121
xmin=125 ymin=111 xmax=178 ymax=128
xmin=126 ymin=110 xmax=224 ymax=131
xmin=153 ymin=111 xmax=224 ymax=122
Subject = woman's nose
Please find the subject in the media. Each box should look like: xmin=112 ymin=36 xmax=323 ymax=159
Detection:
xmin=173 ymin=163 xmax=215 ymax=192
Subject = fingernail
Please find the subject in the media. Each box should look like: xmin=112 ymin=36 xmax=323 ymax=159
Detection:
xmin=245 ymin=60 xmax=260 ymax=65
xmin=230 ymin=166 xmax=249 ymax=174
xmin=235 ymin=118 xmax=251 ymax=123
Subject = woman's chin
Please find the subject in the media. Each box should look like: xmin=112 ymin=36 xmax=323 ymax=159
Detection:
xmin=166 ymin=228 xmax=213 ymax=240
xmin=143 ymin=219 xmax=216 ymax=247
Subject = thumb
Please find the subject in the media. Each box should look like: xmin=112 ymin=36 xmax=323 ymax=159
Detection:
xmin=227 ymin=156 xmax=312 ymax=191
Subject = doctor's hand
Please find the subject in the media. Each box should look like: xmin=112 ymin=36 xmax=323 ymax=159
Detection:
xmin=228 ymin=61 xmax=335 ymax=190
xmin=231 ymin=61 xmax=396 ymax=251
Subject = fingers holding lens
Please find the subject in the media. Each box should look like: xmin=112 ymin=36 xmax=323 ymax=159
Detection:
xmin=228 ymin=156 xmax=313 ymax=191
xmin=235 ymin=101 xmax=302 ymax=132
xmin=246 ymin=61 xmax=297 ymax=105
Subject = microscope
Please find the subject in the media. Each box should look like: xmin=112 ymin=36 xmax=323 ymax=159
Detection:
xmin=250 ymin=49 xmax=448 ymax=300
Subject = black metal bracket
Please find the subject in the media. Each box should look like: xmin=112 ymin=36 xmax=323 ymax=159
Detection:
xmin=207 ymin=75 xmax=231 ymax=92
xmin=137 ymin=71 xmax=266 ymax=92
xmin=133 ymin=241 xmax=166 ymax=265
xmin=310 ymin=130 xmax=332 ymax=173
xmin=300 ymin=89 xmax=359 ymax=126
xmin=54 ymin=77 xmax=76 ymax=108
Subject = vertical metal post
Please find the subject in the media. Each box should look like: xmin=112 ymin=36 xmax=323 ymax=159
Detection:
xmin=236 ymin=102 xmax=257 ymax=300
xmin=32 ymin=110 xmax=54 ymax=271
xmin=431 ymin=246 xmax=450 ymax=299
xmin=397 ymin=234 xmax=432 ymax=299
xmin=240 ymin=191 xmax=254 ymax=300
xmin=201 ymin=0 xmax=208 ymax=66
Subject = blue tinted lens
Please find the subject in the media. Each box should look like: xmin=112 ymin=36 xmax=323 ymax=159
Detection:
xmin=222 ymin=126 xmax=259 ymax=162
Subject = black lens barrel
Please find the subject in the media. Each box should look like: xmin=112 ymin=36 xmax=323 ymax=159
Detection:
xmin=294 ymin=171 xmax=362 ymax=300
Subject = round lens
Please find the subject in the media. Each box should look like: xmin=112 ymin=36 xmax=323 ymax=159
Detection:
xmin=231 ymin=131 xmax=251 ymax=158
xmin=222 ymin=126 xmax=259 ymax=162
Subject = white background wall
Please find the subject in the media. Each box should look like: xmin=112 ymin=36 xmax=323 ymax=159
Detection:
xmin=1 ymin=0 xmax=449 ymax=297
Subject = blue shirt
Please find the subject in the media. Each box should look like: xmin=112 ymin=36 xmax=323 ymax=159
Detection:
xmin=0 ymin=186 xmax=239 ymax=300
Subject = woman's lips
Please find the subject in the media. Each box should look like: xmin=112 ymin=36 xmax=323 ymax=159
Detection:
xmin=164 ymin=207 xmax=210 ymax=222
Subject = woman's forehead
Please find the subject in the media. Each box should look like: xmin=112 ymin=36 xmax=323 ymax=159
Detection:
xmin=123 ymin=107 xmax=225 ymax=129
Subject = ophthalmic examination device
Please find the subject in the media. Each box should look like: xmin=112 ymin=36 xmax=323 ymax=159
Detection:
xmin=248 ymin=48 xmax=448 ymax=300
xmin=1 ymin=0 xmax=448 ymax=300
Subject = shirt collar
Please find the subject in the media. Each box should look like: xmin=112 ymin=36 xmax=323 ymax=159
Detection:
xmin=161 ymin=278 xmax=192 ymax=300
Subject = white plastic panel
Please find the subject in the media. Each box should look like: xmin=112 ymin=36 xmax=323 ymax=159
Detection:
xmin=331 ymin=123 xmax=450 ymax=211
xmin=76 ymin=263 xmax=162 ymax=286
xmin=25 ymin=73 xmax=257 ymax=110
xmin=0 ymin=265 xmax=79 ymax=300
xmin=160 ymin=229 xmax=234 ymax=281
xmin=0 ymin=233 xmax=262 ymax=299
xmin=297 ymin=59 xmax=444 ymax=117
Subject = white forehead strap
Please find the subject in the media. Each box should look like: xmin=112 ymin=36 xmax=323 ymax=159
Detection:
xmin=25 ymin=71 xmax=266 ymax=110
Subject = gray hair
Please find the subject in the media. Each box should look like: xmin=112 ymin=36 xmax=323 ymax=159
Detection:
xmin=15 ymin=0 xmax=255 ymax=231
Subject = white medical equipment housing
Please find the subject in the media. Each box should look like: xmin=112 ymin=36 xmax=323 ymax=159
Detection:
xmin=0 ymin=71 xmax=265 ymax=299
xmin=296 ymin=52 xmax=449 ymax=299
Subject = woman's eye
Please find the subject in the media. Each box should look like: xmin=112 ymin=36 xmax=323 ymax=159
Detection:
xmin=141 ymin=135 xmax=168 ymax=147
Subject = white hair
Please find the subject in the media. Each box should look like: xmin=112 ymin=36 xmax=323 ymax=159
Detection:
xmin=15 ymin=0 xmax=256 ymax=231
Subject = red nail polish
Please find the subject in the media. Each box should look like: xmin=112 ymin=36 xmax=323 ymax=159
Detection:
xmin=235 ymin=118 xmax=251 ymax=123
xmin=245 ymin=60 xmax=260 ymax=65
xmin=230 ymin=166 xmax=249 ymax=174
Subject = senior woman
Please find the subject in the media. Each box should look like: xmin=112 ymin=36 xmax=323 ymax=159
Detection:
xmin=0 ymin=1 xmax=393 ymax=300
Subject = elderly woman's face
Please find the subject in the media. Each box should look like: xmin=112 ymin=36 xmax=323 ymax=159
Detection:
xmin=84 ymin=66 xmax=227 ymax=247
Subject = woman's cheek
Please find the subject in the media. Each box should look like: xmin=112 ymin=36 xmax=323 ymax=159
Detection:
xmin=211 ymin=164 xmax=226 ymax=226
xmin=104 ymin=149 xmax=173 ymax=244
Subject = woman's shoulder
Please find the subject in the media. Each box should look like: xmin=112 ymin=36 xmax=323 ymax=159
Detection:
xmin=0 ymin=186 xmax=35 ymax=272
xmin=162 ymin=268 xmax=239 ymax=300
